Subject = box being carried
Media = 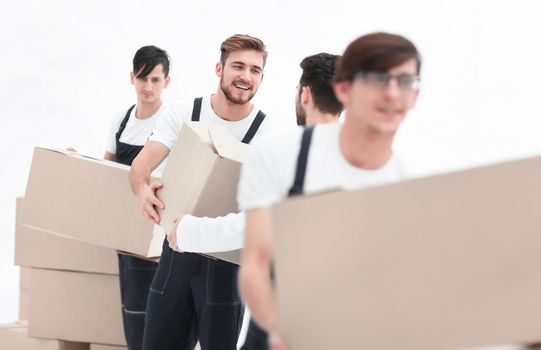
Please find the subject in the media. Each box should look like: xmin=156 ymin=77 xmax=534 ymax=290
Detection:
xmin=157 ymin=122 xmax=247 ymax=264
xmin=272 ymin=156 xmax=541 ymax=350
xmin=19 ymin=148 xmax=164 ymax=257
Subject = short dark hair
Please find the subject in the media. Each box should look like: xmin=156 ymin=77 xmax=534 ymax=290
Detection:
xmin=133 ymin=45 xmax=170 ymax=79
xmin=334 ymin=32 xmax=421 ymax=82
xmin=299 ymin=53 xmax=343 ymax=115
xmin=220 ymin=34 xmax=267 ymax=67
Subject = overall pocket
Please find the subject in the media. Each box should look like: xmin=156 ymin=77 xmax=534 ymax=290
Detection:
xmin=206 ymin=259 xmax=241 ymax=305
xmin=149 ymin=239 xmax=174 ymax=295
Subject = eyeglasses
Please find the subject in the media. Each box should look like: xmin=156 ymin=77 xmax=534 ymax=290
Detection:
xmin=353 ymin=71 xmax=421 ymax=92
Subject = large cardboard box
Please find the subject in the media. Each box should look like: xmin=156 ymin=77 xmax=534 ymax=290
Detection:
xmin=0 ymin=322 xmax=89 ymax=350
xmin=28 ymin=268 xmax=125 ymax=346
xmin=157 ymin=122 xmax=247 ymax=264
xmin=18 ymin=148 xmax=164 ymax=257
xmin=272 ymin=156 xmax=541 ymax=350
xmin=15 ymin=197 xmax=118 ymax=274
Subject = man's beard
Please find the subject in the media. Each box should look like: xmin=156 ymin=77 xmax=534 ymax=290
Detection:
xmin=295 ymin=95 xmax=307 ymax=126
xmin=220 ymin=76 xmax=256 ymax=105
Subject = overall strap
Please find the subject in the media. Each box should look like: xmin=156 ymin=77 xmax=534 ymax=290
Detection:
xmin=115 ymin=104 xmax=136 ymax=141
xmin=241 ymin=110 xmax=266 ymax=144
xmin=191 ymin=97 xmax=203 ymax=121
xmin=288 ymin=125 xmax=315 ymax=197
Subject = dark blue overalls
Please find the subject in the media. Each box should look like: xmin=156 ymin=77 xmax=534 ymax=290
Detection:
xmin=241 ymin=125 xmax=315 ymax=350
xmin=115 ymin=105 xmax=160 ymax=350
xmin=142 ymin=98 xmax=266 ymax=350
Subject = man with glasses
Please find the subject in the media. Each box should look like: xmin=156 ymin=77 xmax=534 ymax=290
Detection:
xmin=237 ymin=32 xmax=421 ymax=349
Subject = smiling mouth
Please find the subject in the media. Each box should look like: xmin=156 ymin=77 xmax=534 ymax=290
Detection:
xmin=234 ymin=83 xmax=250 ymax=91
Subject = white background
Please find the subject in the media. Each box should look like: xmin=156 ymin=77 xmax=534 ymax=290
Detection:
xmin=1 ymin=0 xmax=541 ymax=329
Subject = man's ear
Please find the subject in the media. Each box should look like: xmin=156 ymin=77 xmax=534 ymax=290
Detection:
xmin=164 ymin=75 xmax=171 ymax=88
xmin=215 ymin=62 xmax=222 ymax=77
xmin=333 ymin=81 xmax=350 ymax=105
xmin=130 ymin=71 xmax=135 ymax=85
xmin=301 ymin=86 xmax=311 ymax=105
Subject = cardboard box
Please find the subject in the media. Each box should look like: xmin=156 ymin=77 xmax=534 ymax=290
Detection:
xmin=15 ymin=197 xmax=118 ymax=274
xmin=19 ymin=148 xmax=164 ymax=257
xmin=272 ymin=156 xmax=541 ymax=350
xmin=0 ymin=322 xmax=89 ymax=350
xmin=28 ymin=268 xmax=125 ymax=345
xmin=158 ymin=122 xmax=246 ymax=264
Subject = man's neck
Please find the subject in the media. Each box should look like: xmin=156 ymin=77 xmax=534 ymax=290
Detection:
xmin=135 ymin=100 xmax=162 ymax=119
xmin=210 ymin=91 xmax=254 ymax=122
xmin=306 ymin=109 xmax=340 ymax=125
xmin=339 ymin=116 xmax=394 ymax=170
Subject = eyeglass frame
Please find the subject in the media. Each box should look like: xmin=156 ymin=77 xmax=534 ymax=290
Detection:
xmin=352 ymin=71 xmax=421 ymax=92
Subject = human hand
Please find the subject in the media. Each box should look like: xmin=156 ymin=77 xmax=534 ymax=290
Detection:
xmin=136 ymin=181 xmax=164 ymax=224
xmin=268 ymin=329 xmax=288 ymax=350
xmin=167 ymin=214 xmax=185 ymax=252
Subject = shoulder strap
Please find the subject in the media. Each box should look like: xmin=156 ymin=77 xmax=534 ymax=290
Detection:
xmin=115 ymin=104 xmax=136 ymax=141
xmin=288 ymin=126 xmax=315 ymax=197
xmin=191 ymin=97 xmax=203 ymax=121
xmin=241 ymin=110 xmax=266 ymax=144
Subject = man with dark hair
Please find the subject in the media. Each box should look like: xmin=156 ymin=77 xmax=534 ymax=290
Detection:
xmin=237 ymin=32 xmax=421 ymax=349
xmin=103 ymin=45 xmax=170 ymax=350
xmin=240 ymin=52 xmax=343 ymax=350
xmin=129 ymin=34 xmax=271 ymax=350
xmin=296 ymin=53 xmax=342 ymax=126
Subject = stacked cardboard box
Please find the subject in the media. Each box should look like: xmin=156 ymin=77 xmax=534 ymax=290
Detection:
xmin=13 ymin=197 xmax=126 ymax=347
xmin=0 ymin=321 xmax=89 ymax=350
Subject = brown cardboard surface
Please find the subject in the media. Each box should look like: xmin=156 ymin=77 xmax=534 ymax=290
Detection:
xmin=19 ymin=266 xmax=31 ymax=289
xmin=157 ymin=122 xmax=246 ymax=264
xmin=0 ymin=322 xmax=89 ymax=350
xmin=272 ymin=156 xmax=541 ymax=350
xmin=28 ymin=268 xmax=125 ymax=345
xmin=15 ymin=198 xmax=118 ymax=274
xmin=19 ymin=287 xmax=29 ymax=321
xmin=19 ymin=267 xmax=31 ymax=320
xmin=19 ymin=148 xmax=164 ymax=257
xmin=90 ymin=345 xmax=127 ymax=350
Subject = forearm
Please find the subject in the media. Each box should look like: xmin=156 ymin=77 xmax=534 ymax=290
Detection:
xmin=129 ymin=156 xmax=152 ymax=196
xmin=178 ymin=212 xmax=245 ymax=253
xmin=240 ymin=259 xmax=277 ymax=332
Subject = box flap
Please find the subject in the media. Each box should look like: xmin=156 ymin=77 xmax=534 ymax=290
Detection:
xmin=208 ymin=123 xmax=247 ymax=162
xmin=183 ymin=121 xmax=213 ymax=144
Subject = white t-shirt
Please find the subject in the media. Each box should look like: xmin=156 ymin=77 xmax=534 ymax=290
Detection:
xmin=149 ymin=95 xmax=270 ymax=150
xmin=105 ymin=104 xmax=167 ymax=174
xmin=238 ymin=122 xmax=407 ymax=212
xmin=149 ymin=95 xmax=272 ymax=254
